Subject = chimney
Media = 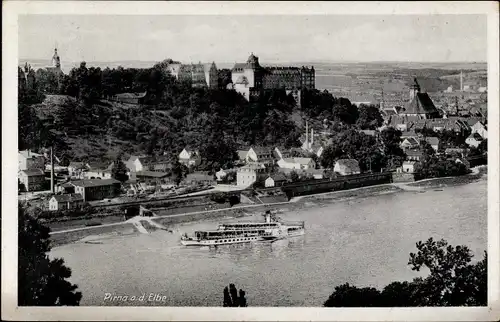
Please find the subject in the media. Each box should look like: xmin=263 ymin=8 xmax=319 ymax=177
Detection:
xmin=310 ymin=128 xmax=314 ymax=146
xmin=460 ymin=71 xmax=463 ymax=92
xmin=305 ymin=121 xmax=308 ymax=150
xmin=50 ymin=146 xmax=55 ymax=194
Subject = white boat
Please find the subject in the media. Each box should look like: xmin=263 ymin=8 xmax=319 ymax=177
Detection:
xmin=180 ymin=211 xmax=305 ymax=246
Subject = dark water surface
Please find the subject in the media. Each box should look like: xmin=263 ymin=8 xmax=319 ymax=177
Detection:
xmin=51 ymin=179 xmax=487 ymax=306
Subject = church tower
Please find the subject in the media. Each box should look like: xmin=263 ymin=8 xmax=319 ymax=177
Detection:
xmin=52 ymin=47 xmax=61 ymax=69
xmin=409 ymin=78 xmax=420 ymax=101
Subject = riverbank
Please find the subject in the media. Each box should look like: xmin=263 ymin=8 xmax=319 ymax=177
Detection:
xmin=49 ymin=167 xmax=486 ymax=247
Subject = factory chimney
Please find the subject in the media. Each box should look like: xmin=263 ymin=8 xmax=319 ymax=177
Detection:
xmin=50 ymin=146 xmax=55 ymax=194
xmin=460 ymin=71 xmax=463 ymax=92
xmin=305 ymin=121 xmax=309 ymax=150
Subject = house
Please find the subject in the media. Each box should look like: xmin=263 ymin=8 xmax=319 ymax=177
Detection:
xmin=19 ymin=169 xmax=46 ymax=192
xmin=445 ymin=147 xmax=467 ymax=157
xmin=184 ymin=172 xmax=215 ymax=186
xmin=465 ymin=133 xmax=484 ymax=148
xmin=333 ymin=159 xmax=361 ymax=176
xmin=110 ymin=92 xmax=147 ymax=105
xmin=68 ymin=162 xmax=87 ymax=179
xmin=406 ymin=149 xmax=424 ymax=161
xmin=48 ymin=193 xmax=84 ymax=211
xmin=126 ymin=155 xmax=171 ymax=172
xmin=277 ymin=157 xmax=315 ymax=170
xmin=274 ymin=147 xmax=291 ymax=160
xmin=302 ymin=168 xmax=325 ymax=179
xmin=68 ymin=178 xmax=122 ymax=202
xmin=402 ymin=161 xmax=417 ymax=173
xmin=19 ymin=150 xmax=45 ymax=171
xmin=84 ymin=162 xmax=114 ymax=179
xmin=245 ymin=147 xmax=275 ymax=164
xmin=470 ymin=121 xmax=487 ymax=139
xmin=400 ymin=137 xmax=420 ymax=150
xmin=178 ymin=147 xmax=202 ymax=167
xmin=425 ymin=137 xmax=440 ymax=152
xmin=236 ymin=163 xmax=267 ymax=188
xmin=264 ymin=173 xmax=288 ymax=187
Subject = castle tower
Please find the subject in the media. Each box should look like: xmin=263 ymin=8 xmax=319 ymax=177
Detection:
xmin=52 ymin=47 xmax=61 ymax=69
xmin=409 ymin=78 xmax=420 ymax=101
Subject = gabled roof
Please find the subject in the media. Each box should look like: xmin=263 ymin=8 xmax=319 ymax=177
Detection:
xmin=402 ymin=137 xmax=420 ymax=146
xmin=70 ymin=178 xmax=121 ymax=188
xmin=400 ymin=131 xmax=418 ymax=138
xmin=19 ymin=150 xmax=43 ymax=159
xmin=268 ymin=173 xmax=287 ymax=182
xmin=52 ymin=193 xmax=84 ymax=203
xmin=232 ymin=63 xmax=247 ymax=71
xmin=87 ymin=161 xmax=113 ymax=171
xmin=250 ymin=146 xmax=274 ymax=155
xmin=20 ymin=169 xmax=45 ymax=176
xmin=293 ymin=157 xmax=313 ymax=165
xmin=68 ymin=161 xmax=87 ymax=169
xmin=402 ymin=93 xmax=438 ymax=115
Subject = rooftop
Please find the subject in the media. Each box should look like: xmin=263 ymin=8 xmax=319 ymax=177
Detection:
xmin=52 ymin=193 xmax=84 ymax=203
xmin=70 ymin=178 xmax=121 ymax=188
xmin=20 ymin=169 xmax=45 ymax=176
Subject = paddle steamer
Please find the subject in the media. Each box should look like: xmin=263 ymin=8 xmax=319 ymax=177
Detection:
xmin=180 ymin=211 xmax=305 ymax=246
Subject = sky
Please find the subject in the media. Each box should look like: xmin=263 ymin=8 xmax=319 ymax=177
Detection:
xmin=18 ymin=14 xmax=487 ymax=65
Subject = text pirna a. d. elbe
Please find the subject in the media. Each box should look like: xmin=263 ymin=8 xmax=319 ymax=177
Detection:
xmin=103 ymin=293 xmax=169 ymax=302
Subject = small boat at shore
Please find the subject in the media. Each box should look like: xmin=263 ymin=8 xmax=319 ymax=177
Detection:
xmin=180 ymin=211 xmax=305 ymax=246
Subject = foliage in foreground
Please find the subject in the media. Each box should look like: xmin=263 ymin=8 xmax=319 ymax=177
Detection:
xmin=18 ymin=205 xmax=82 ymax=306
xmin=324 ymin=238 xmax=487 ymax=307
xmin=223 ymin=284 xmax=247 ymax=307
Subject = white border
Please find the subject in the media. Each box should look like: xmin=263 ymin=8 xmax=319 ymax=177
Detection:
xmin=2 ymin=1 xmax=499 ymax=321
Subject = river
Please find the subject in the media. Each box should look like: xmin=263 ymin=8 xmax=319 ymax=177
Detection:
xmin=50 ymin=178 xmax=487 ymax=307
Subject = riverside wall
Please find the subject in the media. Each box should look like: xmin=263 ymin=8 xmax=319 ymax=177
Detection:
xmin=282 ymin=172 xmax=393 ymax=199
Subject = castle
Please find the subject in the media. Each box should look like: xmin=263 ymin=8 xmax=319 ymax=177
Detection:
xmin=231 ymin=53 xmax=315 ymax=103
xmin=166 ymin=62 xmax=218 ymax=88
xmin=165 ymin=53 xmax=316 ymax=105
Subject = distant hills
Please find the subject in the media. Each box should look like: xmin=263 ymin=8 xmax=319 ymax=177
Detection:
xmin=20 ymin=58 xmax=487 ymax=75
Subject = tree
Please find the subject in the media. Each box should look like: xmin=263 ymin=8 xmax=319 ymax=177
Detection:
xmin=111 ymin=154 xmax=129 ymax=182
xmin=18 ymin=205 xmax=82 ymax=305
xmin=324 ymin=238 xmax=487 ymax=307
xmin=170 ymin=161 xmax=188 ymax=186
xmin=380 ymin=127 xmax=406 ymax=169
xmin=289 ymin=170 xmax=300 ymax=182
xmin=356 ymin=104 xmax=383 ymax=130
xmin=408 ymin=238 xmax=487 ymax=306
xmin=223 ymin=283 xmax=247 ymax=307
